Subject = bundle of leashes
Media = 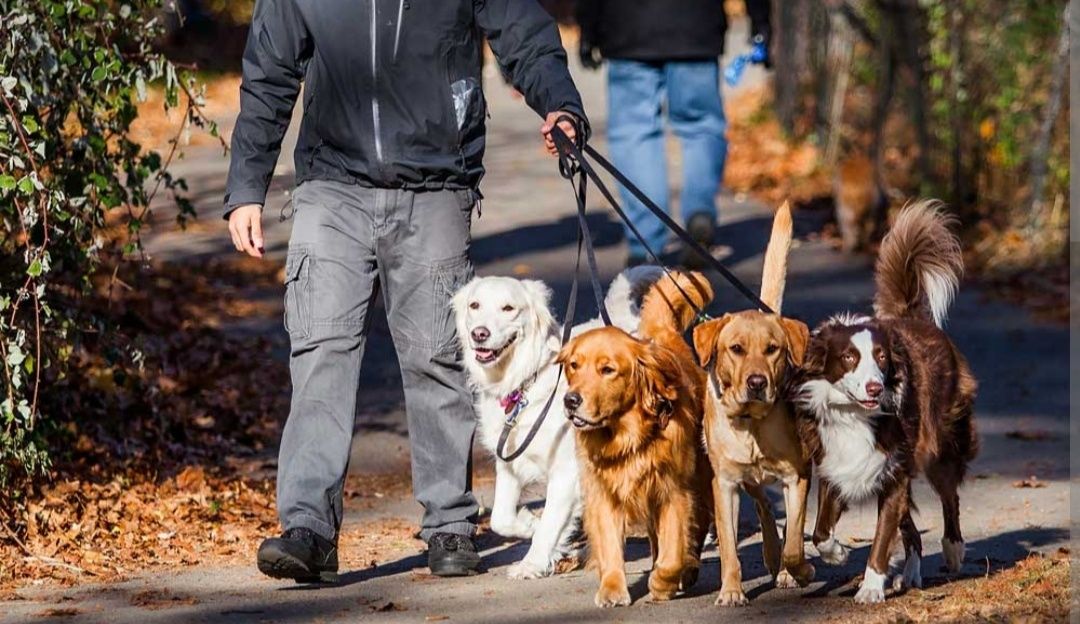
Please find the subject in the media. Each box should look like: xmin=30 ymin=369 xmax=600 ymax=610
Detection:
xmin=494 ymin=116 xmax=772 ymax=462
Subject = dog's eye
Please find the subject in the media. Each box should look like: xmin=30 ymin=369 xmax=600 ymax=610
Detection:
xmin=764 ymin=344 xmax=779 ymax=355
xmin=842 ymin=353 xmax=856 ymax=365
xmin=568 ymin=361 xmax=580 ymax=371
xmin=501 ymin=304 xmax=514 ymax=312
xmin=469 ymin=301 xmax=479 ymax=310
xmin=729 ymin=344 xmax=744 ymax=355
xmin=600 ymin=365 xmax=616 ymax=375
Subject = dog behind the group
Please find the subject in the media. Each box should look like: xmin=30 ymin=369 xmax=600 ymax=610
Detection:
xmin=692 ymin=202 xmax=816 ymax=606
xmin=834 ymin=153 xmax=886 ymax=253
xmin=559 ymin=271 xmax=714 ymax=608
xmin=452 ymin=267 xmax=663 ymax=579
xmin=793 ymin=200 xmax=978 ymax=604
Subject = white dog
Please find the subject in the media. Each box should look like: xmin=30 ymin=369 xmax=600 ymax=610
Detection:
xmin=452 ymin=267 xmax=662 ymax=579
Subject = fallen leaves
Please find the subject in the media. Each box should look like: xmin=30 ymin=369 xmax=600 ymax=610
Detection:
xmin=35 ymin=607 xmax=80 ymax=618
xmin=1013 ymin=476 xmax=1048 ymax=489
xmin=129 ymin=589 xmax=200 ymax=610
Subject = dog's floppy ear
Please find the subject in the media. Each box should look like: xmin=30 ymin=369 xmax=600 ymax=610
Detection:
xmin=555 ymin=336 xmax=578 ymax=367
xmin=800 ymin=325 xmax=829 ymax=376
xmin=780 ymin=317 xmax=810 ymax=366
xmin=635 ymin=342 xmax=680 ymax=430
xmin=521 ymin=279 xmax=556 ymax=334
xmin=692 ymin=315 xmax=732 ymax=369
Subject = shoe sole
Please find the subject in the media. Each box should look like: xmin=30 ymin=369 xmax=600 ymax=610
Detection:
xmin=429 ymin=557 xmax=481 ymax=578
xmin=257 ymin=546 xmax=339 ymax=584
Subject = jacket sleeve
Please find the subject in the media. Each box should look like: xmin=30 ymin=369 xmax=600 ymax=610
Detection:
xmin=223 ymin=0 xmax=312 ymax=217
xmin=475 ymin=0 xmax=587 ymax=126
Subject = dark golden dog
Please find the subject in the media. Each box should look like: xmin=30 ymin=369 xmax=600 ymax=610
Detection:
xmin=559 ymin=271 xmax=713 ymax=608
xmin=692 ymin=203 xmax=816 ymax=606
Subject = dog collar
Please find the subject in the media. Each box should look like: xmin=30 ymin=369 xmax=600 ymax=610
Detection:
xmin=500 ymin=389 xmax=528 ymax=417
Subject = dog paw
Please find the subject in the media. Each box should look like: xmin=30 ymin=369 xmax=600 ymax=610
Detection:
xmin=816 ymin=537 xmax=850 ymax=566
xmin=854 ymin=567 xmax=887 ymax=604
xmin=942 ymin=538 xmax=965 ymax=573
xmin=775 ymin=569 xmax=798 ymax=589
xmin=853 ymin=585 xmax=885 ymax=604
xmin=594 ymin=587 xmax=631 ymax=608
xmin=507 ymin=560 xmax=552 ymax=580
xmin=776 ymin=562 xmax=814 ymax=589
xmin=714 ymin=589 xmax=749 ymax=607
xmin=891 ymin=553 xmax=922 ymax=591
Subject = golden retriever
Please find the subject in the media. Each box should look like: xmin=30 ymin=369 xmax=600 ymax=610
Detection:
xmin=558 ymin=271 xmax=714 ymax=608
xmin=692 ymin=203 xmax=815 ymax=606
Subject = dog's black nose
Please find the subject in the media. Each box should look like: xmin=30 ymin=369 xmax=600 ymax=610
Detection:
xmin=746 ymin=375 xmax=768 ymax=392
xmin=865 ymin=381 xmax=884 ymax=398
xmin=471 ymin=326 xmax=490 ymax=343
xmin=563 ymin=392 xmax=582 ymax=410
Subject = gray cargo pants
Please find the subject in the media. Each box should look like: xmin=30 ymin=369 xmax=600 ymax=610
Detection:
xmin=278 ymin=180 xmax=478 ymax=542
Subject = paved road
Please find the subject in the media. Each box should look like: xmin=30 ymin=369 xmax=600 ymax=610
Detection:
xmin=4 ymin=18 xmax=1069 ymax=624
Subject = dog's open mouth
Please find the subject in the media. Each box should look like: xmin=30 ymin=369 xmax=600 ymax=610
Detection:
xmin=472 ymin=334 xmax=517 ymax=365
xmin=854 ymin=397 xmax=880 ymax=410
xmin=568 ymin=414 xmax=606 ymax=430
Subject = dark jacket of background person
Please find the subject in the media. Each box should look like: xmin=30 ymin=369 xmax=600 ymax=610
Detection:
xmin=577 ymin=0 xmax=771 ymax=61
xmin=224 ymin=0 xmax=586 ymax=214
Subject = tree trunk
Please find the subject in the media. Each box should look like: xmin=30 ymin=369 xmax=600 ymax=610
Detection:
xmin=773 ymin=0 xmax=813 ymax=134
xmin=822 ymin=4 xmax=855 ymax=166
xmin=1026 ymin=0 xmax=1071 ymax=231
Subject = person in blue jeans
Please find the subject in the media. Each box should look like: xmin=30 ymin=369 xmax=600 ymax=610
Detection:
xmin=578 ymin=0 xmax=772 ymax=267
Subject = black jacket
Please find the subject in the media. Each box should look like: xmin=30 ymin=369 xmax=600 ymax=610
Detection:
xmin=577 ymin=0 xmax=771 ymax=62
xmin=225 ymin=0 xmax=585 ymax=213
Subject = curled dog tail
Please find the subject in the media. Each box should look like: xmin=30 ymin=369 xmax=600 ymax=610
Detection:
xmin=638 ymin=270 xmax=714 ymax=339
xmin=760 ymin=201 xmax=793 ymax=312
xmin=604 ymin=265 xmax=665 ymax=332
xmin=873 ymin=200 xmax=963 ymax=328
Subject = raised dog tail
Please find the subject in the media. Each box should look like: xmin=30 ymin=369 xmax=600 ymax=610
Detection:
xmin=760 ymin=201 xmax=793 ymax=313
xmin=604 ymin=265 xmax=665 ymax=332
xmin=874 ymin=200 xmax=963 ymax=328
xmin=638 ymin=270 xmax=714 ymax=339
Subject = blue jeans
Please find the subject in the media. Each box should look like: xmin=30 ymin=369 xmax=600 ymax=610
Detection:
xmin=606 ymin=59 xmax=727 ymax=258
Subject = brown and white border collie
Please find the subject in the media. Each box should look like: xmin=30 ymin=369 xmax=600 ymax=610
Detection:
xmin=792 ymin=201 xmax=978 ymax=604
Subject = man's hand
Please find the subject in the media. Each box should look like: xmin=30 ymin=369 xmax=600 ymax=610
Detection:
xmin=541 ymin=112 xmax=581 ymax=156
xmin=228 ymin=203 xmax=265 ymax=258
xmin=579 ymin=41 xmax=602 ymax=71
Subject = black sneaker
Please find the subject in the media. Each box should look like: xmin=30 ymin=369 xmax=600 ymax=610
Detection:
xmin=257 ymin=527 xmax=339 ymax=583
xmin=427 ymin=532 xmax=480 ymax=577
xmin=680 ymin=213 xmax=717 ymax=269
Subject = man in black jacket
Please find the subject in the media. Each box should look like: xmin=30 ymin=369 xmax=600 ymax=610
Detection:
xmin=578 ymin=0 xmax=770 ymax=267
xmin=225 ymin=0 xmax=584 ymax=582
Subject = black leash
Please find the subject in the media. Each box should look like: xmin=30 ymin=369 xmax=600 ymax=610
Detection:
xmin=495 ymin=115 xmax=772 ymax=462
xmin=550 ymin=116 xmax=774 ymax=315
xmin=495 ymin=133 xmax=598 ymax=462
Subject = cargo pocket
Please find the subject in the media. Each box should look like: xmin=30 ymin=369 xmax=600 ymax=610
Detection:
xmin=283 ymin=247 xmax=313 ymax=340
xmin=431 ymin=256 xmax=474 ymax=360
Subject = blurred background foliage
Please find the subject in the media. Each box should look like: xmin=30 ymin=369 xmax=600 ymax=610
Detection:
xmin=767 ymin=0 xmax=1070 ymax=275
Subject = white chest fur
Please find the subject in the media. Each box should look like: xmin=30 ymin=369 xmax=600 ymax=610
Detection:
xmin=817 ymin=407 xmax=888 ymax=503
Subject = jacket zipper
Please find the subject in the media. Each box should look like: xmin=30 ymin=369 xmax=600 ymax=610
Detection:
xmin=370 ymin=0 xmax=384 ymax=164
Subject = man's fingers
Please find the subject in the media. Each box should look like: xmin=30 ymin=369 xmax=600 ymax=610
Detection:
xmin=237 ymin=216 xmax=258 ymax=257
xmin=251 ymin=217 xmax=265 ymax=254
xmin=228 ymin=222 xmax=243 ymax=252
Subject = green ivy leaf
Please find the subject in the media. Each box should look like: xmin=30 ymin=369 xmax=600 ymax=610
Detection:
xmin=17 ymin=176 xmax=35 ymax=195
xmin=27 ymin=260 xmax=42 ymax=277
xmin=91 ymin=66 xmax=107 ymax=82
xmin=0 ymin=175 xmax=15 ymax=191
